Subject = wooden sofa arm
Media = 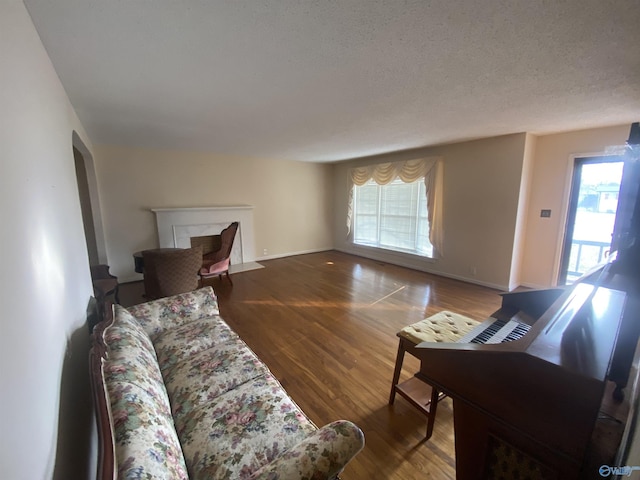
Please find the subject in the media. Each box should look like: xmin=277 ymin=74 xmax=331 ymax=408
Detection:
xmin=89 ymin=305 xmax=116 ymax=480
xmin=249 ymin=420 xmax=365 ymax=480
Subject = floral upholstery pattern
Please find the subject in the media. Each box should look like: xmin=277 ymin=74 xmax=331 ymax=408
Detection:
xmin=102 ymin=306 xmax=190 ymax=479
xmin=249 ymin=420 xmax=366 ymax=480
xmin=176 ymin=373 xmax=318 ymax=479
xmin=104 ymin=306 xmax=168 ymax=402
xmin=106 ymin=304 xmax=157 ymax=358
xmin=126 ymin=287 xmax=220 ymax=339
xmin=97 ymin=288 xmax=364 ymax=480
xmin=153 ymin=316 xmax=239 ymax=370
xmin=106 ymin=379 xmax=189 ymax=479
xmin=163 ymin=338 xmax=270 ymax=422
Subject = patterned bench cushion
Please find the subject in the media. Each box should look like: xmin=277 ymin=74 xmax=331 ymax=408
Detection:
xmin=399 ymin=310 xmax=479 ymax=344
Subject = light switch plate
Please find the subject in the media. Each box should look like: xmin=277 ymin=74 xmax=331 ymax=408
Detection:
xmin=540 ymin=209 xmax=551 ymax=218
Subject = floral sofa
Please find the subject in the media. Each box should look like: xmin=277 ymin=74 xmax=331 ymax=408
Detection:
xmin=90 ymin=287 xmax=365 ymax=479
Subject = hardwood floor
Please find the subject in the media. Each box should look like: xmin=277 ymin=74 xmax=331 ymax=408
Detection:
xmin=119 ymin=251 xmax=504 ymax=479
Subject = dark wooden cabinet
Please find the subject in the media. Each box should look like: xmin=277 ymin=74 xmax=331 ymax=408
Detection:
xmin=415 ymin=268 xmax=638 ymax=479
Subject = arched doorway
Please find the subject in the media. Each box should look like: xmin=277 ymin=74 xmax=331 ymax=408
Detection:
xmin=72 ymin=132 xmax=107 ymax=265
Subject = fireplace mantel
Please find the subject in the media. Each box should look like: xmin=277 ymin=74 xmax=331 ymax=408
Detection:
xmin=151 ymin=206 xmax=257 ymax=269
xmin=152 ymin=206 xmax=254 ymax=213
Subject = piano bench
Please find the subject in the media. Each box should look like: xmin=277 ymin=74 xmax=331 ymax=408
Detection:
xmin=389 ymin=311 xmax=479 ymax=440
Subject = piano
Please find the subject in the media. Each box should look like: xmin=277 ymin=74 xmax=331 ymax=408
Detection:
xmin=414 ymin=261 xmax=640 ymax=479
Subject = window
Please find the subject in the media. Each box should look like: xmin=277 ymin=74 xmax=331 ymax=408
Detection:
xmin=346 ymin=157 xmax=443 ymax=257
xmin=353 ymin=178 xmax=434 ymax=257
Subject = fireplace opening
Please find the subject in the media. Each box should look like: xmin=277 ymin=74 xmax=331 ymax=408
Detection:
xmin=190 ymin=235 xmax=221 ymax=255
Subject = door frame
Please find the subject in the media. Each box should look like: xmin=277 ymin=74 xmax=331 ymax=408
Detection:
xmin=556 ymin=152 xmax=625 ymax=285
xmin=72 ymin=131 xmax=108 ymax=265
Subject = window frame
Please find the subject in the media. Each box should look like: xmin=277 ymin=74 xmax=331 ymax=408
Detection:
xmin=352 ymin=177 xmax=434 ymax=258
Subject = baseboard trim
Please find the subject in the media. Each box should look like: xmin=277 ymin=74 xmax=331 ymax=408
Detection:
xmin=434 ymin=271 xmax=508 ymax=292
xmin=121 ymin=260 xmax=268 ymax=283
xmin=335 ymin=247 xmax=509 ymax=292
xmin=121 ymin=274 xmax=143 ymax=284
xmin=255 ymin=247 xmax=332 ymax=262
xmin=122 ymin=247 xmax=514 ymax=292
xmin=229 ymin=261 xmax=264 ymax=274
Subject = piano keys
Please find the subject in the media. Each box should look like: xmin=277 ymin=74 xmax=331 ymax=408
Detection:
xmin=414 ymin=275 xmax=637 ymax=479
xmin=455 ymin=317 xmax=531 ymax=344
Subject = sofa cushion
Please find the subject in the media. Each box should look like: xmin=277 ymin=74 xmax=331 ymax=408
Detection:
xmin=126 ymin=287 xmax=220 ymax=340
xmin=248 ymin=420 xmax=366 ymax=480
xmin=103 ymin=305 xmax=168 ymax=401
xmin=106 ymin=378 xmax=189 ymax=480
xmin=162 ymin=338 xmax=269 ymax=422
xmin=104 ymin=304 xmax=157 ymax=360
xmin=175 ymin=373 xmax=317 ymax=480
xmin=102 ymin=305 xmax=188 ymax=478
xmin=153 ymin=316 xmax=239 ymax=371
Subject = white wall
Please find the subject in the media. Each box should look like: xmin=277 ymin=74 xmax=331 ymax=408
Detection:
xmin=520 ymin=125 xmax=630 ymax=287
xmin=94 ymin=145 xmax=335 ymax=281
xmin=333 ymin=133 xmax=528 ymax=291
xmin=333 ymin=126 xmax=633 ymax=291
xmin=508 ymin=133 xmax=537 ymax=290
xmin=0 ymin=2 xmax=97 ymax=479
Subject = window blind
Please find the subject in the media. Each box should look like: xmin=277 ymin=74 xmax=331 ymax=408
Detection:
xmin=354 ymin=178 xmax=433 ymax=257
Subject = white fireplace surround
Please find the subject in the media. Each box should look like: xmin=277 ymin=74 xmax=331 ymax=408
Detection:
xmin=152 ymin=206 xmax=261 ymax=273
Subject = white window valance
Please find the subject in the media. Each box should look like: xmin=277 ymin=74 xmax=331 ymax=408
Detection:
xmin=347 ymin=157 xmax=444 ymax=256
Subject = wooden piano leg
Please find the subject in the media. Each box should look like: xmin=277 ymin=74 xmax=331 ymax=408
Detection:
xmin=390 ymin=335 xmax=444 ymax=440
xmin=389 ymin=340 xmax=406 ymax=405
xmin=425 ymin=386 xmax=440 ymax=440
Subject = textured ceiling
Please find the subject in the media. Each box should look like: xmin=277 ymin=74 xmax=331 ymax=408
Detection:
xmin=24 ymin=0 xmax=640 ymax=162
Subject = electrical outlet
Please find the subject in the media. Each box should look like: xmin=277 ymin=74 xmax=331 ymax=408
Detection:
xmin=540 ymin=209 xmax=551 ymax=218
xmin=263 ymin=249 xmax=268 ymax=256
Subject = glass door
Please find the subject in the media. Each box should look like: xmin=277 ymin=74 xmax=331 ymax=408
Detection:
xmin=559 ymin=156 xmax=625 ymax=285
